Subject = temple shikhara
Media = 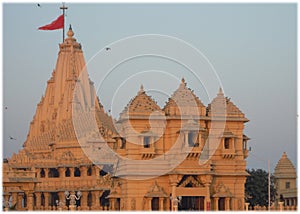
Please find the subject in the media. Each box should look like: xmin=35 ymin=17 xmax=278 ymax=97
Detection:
xmin=3 ymin=27 xmax=251 ymax=211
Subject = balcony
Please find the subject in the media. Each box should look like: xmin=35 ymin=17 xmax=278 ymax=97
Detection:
xmin=140 ymin=147 xmax=155 ymax=159
xmin=221 ymin=149 xmax=236 ymax=159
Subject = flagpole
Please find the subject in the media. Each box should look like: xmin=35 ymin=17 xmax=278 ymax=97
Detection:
xmin=60 ymin=3 xmax=68 ymax=42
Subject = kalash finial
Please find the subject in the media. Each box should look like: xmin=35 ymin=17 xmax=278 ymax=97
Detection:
xmin=181 ymin=77 xmax=185 ymax=84
xmin=67 ymin=24 xmax=74 ymax=38
xmin=138 ymin=84 xmax=144 ymax=94
xmin=218 ymin=87 xmax=224 ymax=96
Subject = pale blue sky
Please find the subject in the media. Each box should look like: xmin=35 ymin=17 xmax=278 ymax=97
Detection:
xmin=2 ymin=3 xmax=297 ymax=171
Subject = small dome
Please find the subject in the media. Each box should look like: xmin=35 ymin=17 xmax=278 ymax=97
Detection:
xmin=274 ymin=152 xmax=296 ymax=179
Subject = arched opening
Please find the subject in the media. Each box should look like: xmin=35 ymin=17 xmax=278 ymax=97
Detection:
xmin=74 ymin=167 xmax=81 ymax=177
xmin=48 ymin=168 xmax=59 ymax=178
xmin=65 ymin=168 xmax=70 ymax=177
xmin=87 ymin=167 xmax=92 ymax=176
xmin=40 ymin=168 xmax=45 ymax=178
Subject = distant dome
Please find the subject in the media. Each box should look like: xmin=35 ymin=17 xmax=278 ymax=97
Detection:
xmin=274 ymin=152 xmax=296 ymax=179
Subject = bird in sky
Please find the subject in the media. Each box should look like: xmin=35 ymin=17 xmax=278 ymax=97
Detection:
xmin=9 ymin=136 xmax=16 ymax=140
xmin=105 ymin=47 xmax=111 ymax=51
xmin=37 ymin=4 xmax=41 ymax=7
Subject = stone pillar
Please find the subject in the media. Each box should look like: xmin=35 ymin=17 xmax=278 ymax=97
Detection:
xmin=11 ymin=192 xmax=18 ymax=209
xmin=57 ymin=192 xmax=66 ymax=210
xmin=58 ymin=167 xmax=65 ymax=178
xmin=35 ymin=192 xmax=41 ymax=210
xmin=27 ymin=191 xmax=34 ymax=211
xmin=245 ymin=202 xmax=249 ymax=211
xmin=44 ymin=168 xmax=49 ymax=178
xmin=110 ymin=198 xmax=115 ymax=210
xmin=171 ymin=183 xmax=176 ymax=211
xmin=44 ymin=192 xmax=49 ymax=210
xmin=91 ymin=190 xmax=100 ymax=210
xmin=204 ymin=183 xmax=211 ymax=211
xmin=148 ymin=198 xmax=152 ymax=211
xmin=278 ymin=201 xmax=284 ymax=211
xmin=159 ymin=198 xmax=164 ymax=211
xmin=214 ymin=197 xmax=219 ymax=211
xmin=225 ymin=197 xmax=230 ymax=211
xmin=81 ymin=166 xmax=87 ymax=177
xmin=70 ymin=167 xmax=74 ymax=177
xmin=17 ymin=193 xmax=24 ymax=210
xmin=81 ymin=191 xmax=88 ymax=210
xmin=185 ymin=132 xmax=189 ymax=147
xmin=95 ymin=166 xmax=100 ymax=176
xmin=3 ymin=193 xmax=10 ymax=211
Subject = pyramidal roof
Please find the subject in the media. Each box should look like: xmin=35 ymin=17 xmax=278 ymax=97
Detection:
xmin=207 ymin=88 xmax=246 ymax=119
xmin=120 ymin=85 xmax=162 ymax=118
xmin=163 ymin=78 xmax=206 ymax=116
xmin=20 ymin=26 xmax=115 ymax=152
xmin=274 ymin=152 xmax=296 ymax=179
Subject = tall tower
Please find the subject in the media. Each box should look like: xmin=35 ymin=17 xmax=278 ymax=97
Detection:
xmin=3 ymin=27 xmax=115 ymax=211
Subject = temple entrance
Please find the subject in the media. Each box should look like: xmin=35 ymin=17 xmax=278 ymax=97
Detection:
xmin=151 ymin=197 xmax=159 ymax=211
xmin=178 ymin=196 xmax=204 ymax=211
xmin=218 ymin=197 xmax=225 ymax=211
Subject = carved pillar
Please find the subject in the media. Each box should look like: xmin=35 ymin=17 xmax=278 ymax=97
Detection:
xmin=17 ymin=193 xmax=23 ymax=210
xmin=245 ymin=202 xmax=249 ymax=211
xmin=171 ymin=183 xmax=176 ymax=211
xmin=27 ymin=191 xmax=34 ymax=211
xmin=69 ymin=167 xmax=74 ymax=177
xmin=225 ymin=197 xmax=230 ymax=211
xmin=94 ymin=166 xmax=100 ymax=176
xmin=91 ymin=190 xmax=100 ymax=210
xmin=148 ymin=198 xmax=152 ymax=211
xmin=58 ymin=167 xmax=65 ymax=178
xmin=81 ymin=191 xmax=88 ymax=210
xmin=44 ymin=168 xmax=49 ymax=178
xmin=204 ymin=183 xmax=211 ymax=211
xmin=159 ymin=198 xmax=164 ymax=211
xmin=57 ymin=192 xmax=66 ymax=210
xmin=35 ymin=192 xmax=41 ymax=210
xmin=3 ymin=193 xmax=10 ymax=211
xmin=214 ymin=197 xmax=219 ymax=211
xmin=11 ymin=192 xmax=18 ymax=208
xmin=110 ymin=198 xmax=115 ymax=210
xmin=278 ymin=202 xmax=284 ymax=211
xmin=44 ymin=192 xmax=49 ymax=210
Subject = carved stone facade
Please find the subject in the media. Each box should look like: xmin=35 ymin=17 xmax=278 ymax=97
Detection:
xmin=3 ymin=27 xmax=250 ymax=211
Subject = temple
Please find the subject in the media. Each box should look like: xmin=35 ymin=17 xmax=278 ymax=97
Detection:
xmin=274 ymin=152 xmax=297 ymax=208
xmin=3 ymin=27 xmax=250 ymax=211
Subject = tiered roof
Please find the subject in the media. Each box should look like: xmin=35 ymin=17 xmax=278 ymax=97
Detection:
xmin=163 ymin=78 xmax=206 ymax=116
xmin=120 ymin=85 xmax=163 ymax=118
xmin=274 ymin=152 xmax=296 ymax=179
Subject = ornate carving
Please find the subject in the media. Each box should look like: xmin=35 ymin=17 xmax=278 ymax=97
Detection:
xmin=60 ymin=151 xmax=75 ymax=161
xmin=130 ymin=198 xmax=136 ymax=210
xmin=179 ymin=175 xmax=204 ymax=187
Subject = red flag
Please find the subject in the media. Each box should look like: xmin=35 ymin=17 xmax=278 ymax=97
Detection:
xmin=38 ymin=14 xmax=64 ymax=30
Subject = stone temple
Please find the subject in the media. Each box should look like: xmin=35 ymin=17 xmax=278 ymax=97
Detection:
xmin=2 ymin=27 xmax=250 ymax=211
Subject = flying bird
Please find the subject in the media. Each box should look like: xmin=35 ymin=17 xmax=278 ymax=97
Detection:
xmin=105 ymin=47 xmax=111 ymax=51
xmin=9 ymin=136 xmax=16 ymax=140
xmin=37 ymin=4 xmax=41 ymax=7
